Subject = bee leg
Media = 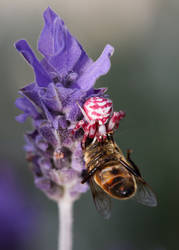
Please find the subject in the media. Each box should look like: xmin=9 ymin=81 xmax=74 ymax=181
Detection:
xmin=126 ymin=149 xmax=133 ymax=161
xmin=81 ymin=166 xmax=100 ymax=184
xmin=119 ymin=157 xmax=138 ymax=177
xmin=81 ymin=169 xmax=90 ymax=183
xmin=126 ymin=150 xmax=142 ymax=177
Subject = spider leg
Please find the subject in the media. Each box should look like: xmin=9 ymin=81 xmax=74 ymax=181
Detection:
xmin=96 ymin=124 xmax=107 ymax=142
xmin=72 ymin=120 xmax=86 ymax=134
xmin=107 ymin=111 xmax=125 ymax=132
xmin=89 ymin=120 xmax=97 ymax=138
xmin=81 ymin=124 xmax=90 ymax=148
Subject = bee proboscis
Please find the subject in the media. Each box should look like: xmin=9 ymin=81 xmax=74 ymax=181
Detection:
xmin=82 ymin=134 xmax=157 ymax=218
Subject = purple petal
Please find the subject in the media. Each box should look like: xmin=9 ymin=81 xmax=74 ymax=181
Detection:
xmin=39 ymin=122 xmax=59 ymax=147
xmin=38 ymin=7 xmax=60 ymax=57
xmin=76 ymin=44 xmax=114 ymax=91
xmin=40 ymin=100 xmax=54 ymax=124
xmin=24 ymin=131 xmax=40 ymax=152
xmin=58 ymin=128 xmax=73 ymax=147
xmin=38 ymin=7 xmax=90 ymax=76
xmin=71 ymin=142 xmax=84 ymax=171
xmin=20 ymin=83 xmax=42 ymax=107
xmin=90 ymin=87 xmax=108 ymax=95
xmin=57 ymin=87 xmax=86 ymax=121
xmin=64 ymin=104 xmax=81 ymax=122
xmin=40 ymin=58 xmax=59 ymax=80
xmin=35 ymin=134 xmax=48 ymax=151
xmin=38 ymin=82 xmax=62 ymax=112
xmin=38 ymin=157 xmax=51 ymax=176
xmin=49 ymin=168 xmax=77 ymax=185
xmin=34 ymin=176 xmax=60 ymax=196
xmin=53 ymin=115 xmax=68 ymax=130
xmin=30 ymin=155 xmax=42 ymax=177
xmin=70 ymin=182 xmax=88 ymax=197
xmin=15 ymin=97 xmax=40 ymax=120
xmin=25 ymin=130 xmax=39 ymax=141
xmin=15 ymin=40 xmax=51 ymax=87
xmin=73 ymin=49 xmax=93 ymax=75
xmin=24 ymin=143 xmax=35 ymax=153
xmin=15 ymin=113 xmax=29 ymax=123
xmin=56 ymin=85 xmax=75 ymax=106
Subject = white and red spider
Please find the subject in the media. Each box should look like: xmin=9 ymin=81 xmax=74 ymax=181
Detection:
xmin=72 ymin=97 xmax=125 ymax=146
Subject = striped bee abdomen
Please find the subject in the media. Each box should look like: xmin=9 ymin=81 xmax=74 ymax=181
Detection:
xmin=84 ymin=136 xmax=137 ymax=200
xmin=95 ymin=166 xmax=136 ymax=199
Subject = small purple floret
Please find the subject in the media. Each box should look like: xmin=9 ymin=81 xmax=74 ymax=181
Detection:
xmin=15 ymin=7 xmax=114 ymax=201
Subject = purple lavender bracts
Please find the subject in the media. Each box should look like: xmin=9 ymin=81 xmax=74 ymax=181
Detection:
xmin=15 ymin=7 xmax=114 ymax=201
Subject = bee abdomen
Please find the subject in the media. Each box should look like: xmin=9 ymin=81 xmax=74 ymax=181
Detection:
xmin=104 ymin=175 xmax=136 ymax=199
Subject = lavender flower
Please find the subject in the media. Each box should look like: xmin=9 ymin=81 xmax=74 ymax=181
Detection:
xmin=15 ymin=7 xmax=114 ymax=202
xmin=15 ymin=7 xmax=115 ymax=250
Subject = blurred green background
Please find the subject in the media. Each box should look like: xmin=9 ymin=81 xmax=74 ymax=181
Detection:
xmin=0 ymin=0 xmax=179 ymax=249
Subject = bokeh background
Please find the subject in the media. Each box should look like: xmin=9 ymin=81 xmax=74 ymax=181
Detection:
xmin=0 ymin=0 xmax=179 ymax=249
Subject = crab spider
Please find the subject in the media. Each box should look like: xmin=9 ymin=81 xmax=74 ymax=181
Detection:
xmin=73 ymin=97 xmax=125 ymax=147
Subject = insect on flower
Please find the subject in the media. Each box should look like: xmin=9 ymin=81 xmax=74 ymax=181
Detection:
xmin=15 ymin=7 xmax=115 ymax=201
xmin=73 ymin=96 xmax=125 ymax=146
xmin=73 ymin=97 xmax=157 ymax=218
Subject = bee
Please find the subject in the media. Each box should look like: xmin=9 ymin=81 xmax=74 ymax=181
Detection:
xmin=81 ymin=134 xmax=157 ymax=219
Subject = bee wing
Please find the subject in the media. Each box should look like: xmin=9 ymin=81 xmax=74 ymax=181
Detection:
xmin=134 ymin=177 xmax=157 ymax=207
xmin=118 ymin=156 xmax=157 ymax=207
xmin=90 ymin=178 xmax=111 ymax=219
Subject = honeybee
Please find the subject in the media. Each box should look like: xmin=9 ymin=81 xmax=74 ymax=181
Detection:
xmin=81 ymin=134 xmax=157 ymax=218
